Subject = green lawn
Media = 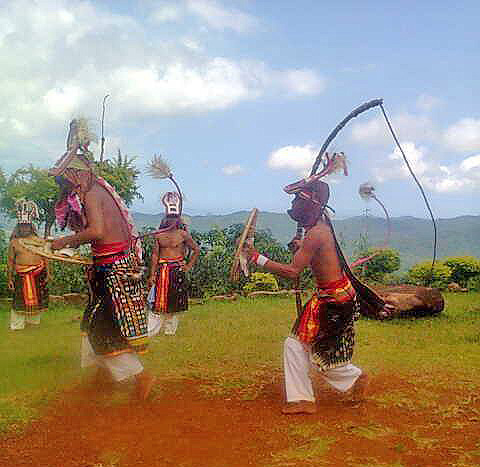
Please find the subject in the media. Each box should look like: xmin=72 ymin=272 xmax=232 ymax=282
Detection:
xmin=1 ymin=292 xmax=479 ymax=432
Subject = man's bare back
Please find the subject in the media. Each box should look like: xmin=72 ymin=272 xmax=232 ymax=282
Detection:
xmin=89 ymin=183 xmax=129 ymax=246
xmin=51 ymin=181 xmax=130 ymax=251
xmin=9 ymin=237 xmax=45 ymax=267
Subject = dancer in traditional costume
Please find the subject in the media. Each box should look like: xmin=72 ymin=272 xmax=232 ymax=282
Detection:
xmin=147 ymin=192 xmax=200 ymax=336
xmin=49 ymin=119 xmax=154 ymax=399
xmin=245 ymin=170 xmax=390 ymax=414
xmin=7 ymin=200 xmax=49 ymax=330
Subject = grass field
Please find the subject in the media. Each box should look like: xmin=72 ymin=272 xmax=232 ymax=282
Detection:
xmin=1 ymin=293 xmax=480 ymax=467
xmin=1 ymin=292 xmax=479 ymax=432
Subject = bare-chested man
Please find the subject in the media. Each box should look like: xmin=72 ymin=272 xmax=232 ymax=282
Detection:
xmin=246 ymin=177 xmax=371 ymax=415
xmin=147 ymin=192 xmax=200 ymax=336
xmin=7 ymin=201 xmax=49 ymax=330
xmin=49 ymin=147 xmax=155 ymax=400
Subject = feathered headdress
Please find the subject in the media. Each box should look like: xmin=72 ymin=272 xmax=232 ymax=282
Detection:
xmin=147 ymin=154 xmax=183 ymax=216
xmin=49 ymin=117 xmax=97 ymax=176
xmin=16 ymin=199 xmax=39 ymax=224
xmin=284 ymin=152 xmax=347 ymax=201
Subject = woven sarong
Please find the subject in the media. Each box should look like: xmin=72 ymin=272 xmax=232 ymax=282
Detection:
xmin=292 ymin=275 xmax=358 ymax=371
xmin=13 ymin=264 xmax=48 ymax=315
xmin=153 ymin=257 xmax=188 ymax=315
xmin=81 ymin=251 xmax=147 ymax=356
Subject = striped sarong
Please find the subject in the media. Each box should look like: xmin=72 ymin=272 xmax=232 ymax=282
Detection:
xmin=13 ymin=264 xmax=48 ymax=315
xmin=81 ymin=251 xmax=147 ymax=356
xmin=292 ymin=275 xmax=359 ymax=371
xmin=153 ymin=257 xmax=188 ymax=315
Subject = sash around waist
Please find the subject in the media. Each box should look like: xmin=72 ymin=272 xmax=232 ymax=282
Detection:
xmin=157 ymin=256 xmax=185 ymax=265
xmin=92 ymin=241 xmax=131 ymax=265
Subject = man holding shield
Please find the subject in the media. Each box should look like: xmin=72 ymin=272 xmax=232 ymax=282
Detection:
xmin=245 ymin=175 xmax=373 ymax=414
xmin=49 ymin=121 xmax=154 ymax=400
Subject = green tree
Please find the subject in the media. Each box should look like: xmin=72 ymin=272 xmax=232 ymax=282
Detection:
xmin=0 ymin=165 xmax=59 ymax=237
xmin=408 ymin=261 xmax=452 ymax=289
xmin=0 ymin=154 xmax=142 ymax=237
xmin=187 ymin=224 xmax=292 ymax=297
xmin=352 ymin=248 xmax=401 ymax=283
xmin=96 ymin=150 xmax=143 ymax=207
xmin=442 ymin=256 xmax=480 ymax=287
xmin=0 ymin=228 xmax=8 ymax=296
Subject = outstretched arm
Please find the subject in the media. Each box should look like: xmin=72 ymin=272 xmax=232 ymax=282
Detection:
xmin=148 ymin=240 xmax=159 ymax=289
xmin=249 ymin=231 xmax=318 ymax=280
xmin=183 ymin=232 xmax=200 ymax=273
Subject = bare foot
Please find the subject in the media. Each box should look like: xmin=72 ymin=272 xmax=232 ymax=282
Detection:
xmin=135 ymin=371 xmax=157 ymax=401
xmin=282 ymin=401 xmax=317 ymax=415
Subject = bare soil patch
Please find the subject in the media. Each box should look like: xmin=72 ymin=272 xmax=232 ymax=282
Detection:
xmin=1 ymin=373 xmax=479 ymax=467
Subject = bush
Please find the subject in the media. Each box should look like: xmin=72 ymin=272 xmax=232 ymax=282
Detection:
xmin=0 ymin=229 xmax=9 ymax=297
xmin=0 ymin=263 xmax=7 ymax=297
xmin=243 ymin=272 xmax=279 ymax=294
xmin=49 ymin=261 xmax=87 ymax=295
xmin=467 ymin=275 xmax=480 ymax=292
xmin=381 ymin=272 xmax=409 ymax=286
xmin=352 ymin=248 xmax=401 ymax=283
xmin=407 ymin=261 xmax=452 ymax=289
xmin=187 ymin=224 xmax=291 ymax=298
xmin=443 ymin=256 xmax=480 ymax=287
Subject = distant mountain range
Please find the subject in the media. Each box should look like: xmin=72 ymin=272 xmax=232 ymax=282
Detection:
xmin=132 ymin=211 xmax=480 ymax=271
xmin=2 ymin=209 xmax=478 ymax=271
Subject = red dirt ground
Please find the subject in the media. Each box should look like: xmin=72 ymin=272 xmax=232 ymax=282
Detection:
xmin=1 ymin=373 xmax=479 ymax=467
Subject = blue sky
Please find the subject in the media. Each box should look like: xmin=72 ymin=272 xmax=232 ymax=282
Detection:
xmin=1 ymin=0 xmax=479 ymax=218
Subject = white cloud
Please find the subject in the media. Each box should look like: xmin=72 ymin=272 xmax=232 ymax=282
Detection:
xmin=351 ymin=113 xmax=437 ymax=146
xmin=222 ymin=164 xmax=244 ymax=175
xmin=374 ymin=141 xmax=429 ymax=182
xmin=350 ymin=117 xmax=387 ymax=145
xmin=151 ymin=4 xmax=182 ymax=22
xmin=268 ymin=144 xmax=318 ymax=175
xmin=416 ymin=94 xmax=442 ymax=113
xmin=0 ymin=0 xmax=324 ymax=168
xmin=185 ymin=0 xmax=258 ymax=33
xmin=460 ymin=154 xmax=480 ymax=171
xmin=444 ymin=118 xmax=480 ymax=153
xmin=280 ymin=69 xmax=326 ymax=95
xmin=373 ymin=142 xmax=480 ymax=193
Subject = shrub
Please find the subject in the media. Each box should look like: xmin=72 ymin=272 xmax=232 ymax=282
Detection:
xmin=243 ymin=272 xmax=279 ymax=294
xmin=407 ymin=261 xmax=452 ymax=289
xmin=467 ymin=275 xmax=480 ymax=292
xmin=443 ymin=256 xmax=480 ymax=287
xmin=352 ymin=248 xmax=401 ymax=283
xmin=49 ymin=261 xmax=88 ymax=295
xmin=0 ymin=263 xmax=7 ymax=297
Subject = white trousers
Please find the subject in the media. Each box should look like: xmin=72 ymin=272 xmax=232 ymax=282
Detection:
xmin=147 ymin=286 xmax=179 ymax=336
xmin=81 ymin=336 xmax=143 ymax=382
xmin=148 ymin=311 xmax=179 ymax=336
xmin=10 ymin=310 xmax=41 ymax=330
xmin=284 ymin=336 xmax=362 ymax=402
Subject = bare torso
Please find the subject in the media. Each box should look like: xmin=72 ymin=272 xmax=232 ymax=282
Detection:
xmin=154 ymin=229 xmax=187 ymax=258
xmin=307 ymin=222 xmax=344 ymax=286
